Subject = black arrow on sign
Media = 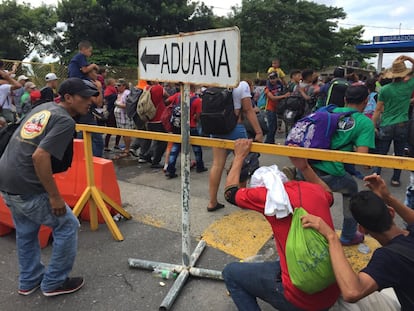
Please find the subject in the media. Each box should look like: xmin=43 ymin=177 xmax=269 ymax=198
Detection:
xmin=140 ymin=47 xmax=160 ymax=71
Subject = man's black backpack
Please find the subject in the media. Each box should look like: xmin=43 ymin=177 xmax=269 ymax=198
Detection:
xmin=0 ymin=122 xmax=20 ymax=158
xmin=125 ymin=87 xmax=143 ymax=119
xmin=200 ymin=87 xmax=237 ymax=135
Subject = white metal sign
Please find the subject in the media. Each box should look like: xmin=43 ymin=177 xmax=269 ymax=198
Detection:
xmin=138 ymin=27 xmax=240 ymax=87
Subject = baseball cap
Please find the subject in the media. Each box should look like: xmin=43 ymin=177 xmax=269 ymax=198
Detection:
xmin=58 ymin=78 xmax=99 ymax=98
xmin=268 ymin=71 xmax=278 ymax=79
xmin=45 ymin=72 xmax=59 ymax=81
xmin=24 ymin=81 xmax=36 ymax=89
xmin=18 ymin=74 xmax=29 ymax=81
xmin=116 ymin=78 xmax=128 ymax=86
xmin=345 ymin=85 xmax=369 ymax=104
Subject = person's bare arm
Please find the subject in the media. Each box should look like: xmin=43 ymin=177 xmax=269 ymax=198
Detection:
xmin=266 ymin=90 xmax=290 ymax=101
xmin=32 ymin=147 xmax=66 ymax=216
xmin=364 ymin=174 xmax=414 ymax=224
xmin=91 ymin=80 xmax=103 ymax=107
xmin=241 ymin=97 xmax=263 ymax=142
xmin=81 ymin=63 xmax=99 ymax=74
xmin=372 ymin=100 xmax=384 ymax=129
xmin=301 ymin=214 xmax=379 ymax=302
xmin=0 ymin=70 xmax=21 ymax=90
xmin=225 ymin=139 xmax=252 ymax=188
xmin=289 ymin=155 xmax=331 ymax=193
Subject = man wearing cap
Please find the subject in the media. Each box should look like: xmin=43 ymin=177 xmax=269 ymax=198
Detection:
xmin=19 ymin=81 xmax=37 ymax=118
xmin=13 ymin=75 xmax=30 ymax=114
xmin=0 ymin=77 xmax=98 ymax=297
xmin=372 ymin=55 xmax=414 ymax=187
xmin=310 ymin=85 xmax=375 ymax=246
xmin=39 ymin=72 xmax=59 ymax=104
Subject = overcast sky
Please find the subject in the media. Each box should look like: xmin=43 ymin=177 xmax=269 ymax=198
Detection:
xmin=18 ymin=0 xmax=414 ymax=69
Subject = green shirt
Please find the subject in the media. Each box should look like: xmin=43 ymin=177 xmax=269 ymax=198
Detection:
xmin=313 ymin=107 xmax=375 ymax=176
xmin=378 ymin=78 xmax=414 ymax=127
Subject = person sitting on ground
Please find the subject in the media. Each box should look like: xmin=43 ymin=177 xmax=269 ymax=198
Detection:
xmin=302 ymin=173 xmax=414 ymax=310
xmin=222 ymin=139 xmax=340 ymax=311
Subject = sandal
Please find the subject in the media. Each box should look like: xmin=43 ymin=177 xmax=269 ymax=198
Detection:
xmin=390 ymin=180 xmax=401 ymax=187
xmin=112 ymin=152 xmax=130 ymax=160
xmin=207 ymin=203 xmax=225 ymax=212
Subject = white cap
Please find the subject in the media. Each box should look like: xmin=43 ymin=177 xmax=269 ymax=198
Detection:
xmin=45 ymin=72 xmax=59 ymax=81
xmin=17 ymin=74 xmax=29 ymax=81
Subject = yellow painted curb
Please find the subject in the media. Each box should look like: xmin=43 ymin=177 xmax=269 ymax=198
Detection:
xmin=202 ymin=210 xmax=273 ymax=259
xmin=338 ymin=231 xmax=381 ymax=273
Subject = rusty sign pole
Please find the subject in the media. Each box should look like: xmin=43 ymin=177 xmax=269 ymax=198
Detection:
xmin=129 ymin=27 xmax=240 ymax=311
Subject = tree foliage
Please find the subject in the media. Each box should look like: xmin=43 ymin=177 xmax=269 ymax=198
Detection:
xmin=0 ymin=0 xmax=58 ymax=60
xmin=1 ymin=0 xmax=373 ymax=71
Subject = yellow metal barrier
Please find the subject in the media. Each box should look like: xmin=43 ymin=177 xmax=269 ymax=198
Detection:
xmin=75 ymin=124 xmax=414 ymax=240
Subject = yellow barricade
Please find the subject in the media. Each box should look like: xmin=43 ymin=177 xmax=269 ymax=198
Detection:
xmin=75 ymin=124 xmax=414 ymax=240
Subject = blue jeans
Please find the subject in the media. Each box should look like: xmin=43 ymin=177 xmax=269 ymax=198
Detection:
xmin=373 ymin=122 xmax=409 ymax=182
xmin=222 ymin=261 xmax=305 ymax=311
xmin=2 ymin=192 xmax=80 ymax=292
xmin=210 ymin=123 xmax=248 ymax=141
xmin=315 ymin=171 xmax=358 ymax=243
xmin=77 ymin=131 xmax=104 ymax=158
xmin=265 ymin=110 xmax=277 ymax=144
xmin=166 ymin=128 xmax=205 ymax=175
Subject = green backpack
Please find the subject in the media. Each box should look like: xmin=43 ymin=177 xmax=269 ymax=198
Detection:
xmin=285 ymin=207 xmax=336 ymax=294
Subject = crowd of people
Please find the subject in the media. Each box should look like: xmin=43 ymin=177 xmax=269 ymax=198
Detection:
xmin=1 ymin=41 xmax=414 ymax=310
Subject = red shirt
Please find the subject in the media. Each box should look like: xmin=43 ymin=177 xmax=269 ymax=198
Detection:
xmin=104 ymin=85 xmax=117 ymax=97
xmin=166 ymin=92 xmax=202 ymax=128
xmin=234 ymin=181 xmax=340 ymax=311
xmin=149 ymin=84 xmax=166 ymax=122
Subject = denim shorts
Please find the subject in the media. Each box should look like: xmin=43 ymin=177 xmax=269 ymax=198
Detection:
xmin=210 ymin=123 xmax=247 ymax=140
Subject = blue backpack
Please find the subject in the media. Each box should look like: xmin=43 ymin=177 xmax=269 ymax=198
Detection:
xmin=285 ymin=105 xmax=356 ymax=149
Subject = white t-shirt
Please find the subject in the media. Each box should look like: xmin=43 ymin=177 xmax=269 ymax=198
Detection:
xmin=232 ymin=81 xmax=251 ymax=110
xmin=0 ymin=84 xmax=12 ymax=109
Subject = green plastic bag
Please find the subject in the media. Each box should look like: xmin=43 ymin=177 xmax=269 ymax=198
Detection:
xmin=285 ymin=207 xmax=336 ymax=294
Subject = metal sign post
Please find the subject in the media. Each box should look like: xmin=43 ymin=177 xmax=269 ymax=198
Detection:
xmin=129 ymin=27 xmax=240 ymax=310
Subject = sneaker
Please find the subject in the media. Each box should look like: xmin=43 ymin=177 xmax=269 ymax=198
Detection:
xmin=18 ymin=284 xmax=40 ymax=296
xmin=42 ymin=277 xmax=84 ymax=297
xmin=340 ymin=232 xmax=365 ymax=246
xmin=150 ymin=163 xmax=163 ymax=169
xmin=165 ymin=173 xmax=178 ymax=179
xmin=129 ymin=149 xmax=139 ymax=157
xmin=196 ymin=167 xmax=208 ymax=173
xmin=138 ymin=156 xmax=151 ymax=163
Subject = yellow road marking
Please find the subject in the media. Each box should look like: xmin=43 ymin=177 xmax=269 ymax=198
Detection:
xmin=339 ymin=231 xmax=381 ymax=273
xmin=202 ymin=210 xmax=272 ymax=259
